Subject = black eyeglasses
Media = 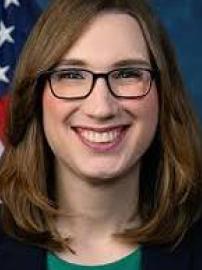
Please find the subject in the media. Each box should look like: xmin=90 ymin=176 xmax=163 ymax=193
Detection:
xmin=37 ymin=67 xmax=157 ymax=99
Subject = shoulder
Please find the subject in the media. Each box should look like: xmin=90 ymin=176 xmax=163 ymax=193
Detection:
xmin=0 ymin=223 xmax=46 ymax=270
xmin=188 ymin=217 xmax=202 ymax=268
xmin=142 ymin=218 xmax=202 ymax=270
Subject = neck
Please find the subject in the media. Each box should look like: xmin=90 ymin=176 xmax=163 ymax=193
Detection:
xmin=54 ymin=162 xmax=140 ymax=241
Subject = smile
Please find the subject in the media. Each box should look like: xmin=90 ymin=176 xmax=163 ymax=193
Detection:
xmin=73 ymin=126 xmax=129 ymax=152
xmin=79 ymin=129 xmax=120 ymax=143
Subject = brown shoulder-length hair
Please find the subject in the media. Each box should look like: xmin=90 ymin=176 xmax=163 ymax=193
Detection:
xmin=1 ymin=0 xmax=202 ymax=251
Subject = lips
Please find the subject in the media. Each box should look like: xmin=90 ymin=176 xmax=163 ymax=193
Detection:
xmin=72 ymin=125 xmax=129 ymax=152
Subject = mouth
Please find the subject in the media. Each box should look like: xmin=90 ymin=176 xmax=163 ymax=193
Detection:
xmin=72 ymin=125 xmax=130 ymax=152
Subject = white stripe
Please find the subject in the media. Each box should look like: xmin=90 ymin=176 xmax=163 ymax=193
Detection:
xmin=0 ymin=140 xmax=4 ymax=156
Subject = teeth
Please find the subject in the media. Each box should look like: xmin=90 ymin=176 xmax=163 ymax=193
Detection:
xmin=80 ymin=130 xmax=120 ymax=143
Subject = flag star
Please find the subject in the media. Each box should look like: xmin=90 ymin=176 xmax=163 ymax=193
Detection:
xmin=0 ymin=21 xmax=15 ymax=47
xmin=0 ymin=66 xmax=10 ymax=84
xmin=4 ymin=0 xmax=20 ymax=9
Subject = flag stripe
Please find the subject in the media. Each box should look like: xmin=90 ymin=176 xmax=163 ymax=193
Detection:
xmin=0 ymin=0 xmax=42 ymax=150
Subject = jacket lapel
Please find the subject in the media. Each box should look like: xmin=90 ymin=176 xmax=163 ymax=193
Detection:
xmin=0 ymin=233 xmax=46 ymax=270
xmin=142 ymin=238 xmax=191 ymax=270
xmin=0 ymin=224 xmax=197 ymax=270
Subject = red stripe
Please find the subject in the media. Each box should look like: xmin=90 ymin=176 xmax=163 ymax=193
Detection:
xmin=0 ymin=94 xmax=10 ymax=143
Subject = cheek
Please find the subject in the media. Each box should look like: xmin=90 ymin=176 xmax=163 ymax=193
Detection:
xmin=42 ymin=93 xmax=56 ymax=136
xmin=42 ymin=87 xmax=80 ymax=119
xmin=42 ymin=89 xmax=67 ymax=156
xmin=141 ymin=90 xmax=159 ymax=123
xmin=42 ymin=88 xmax=70 ymax=125
xmin=125 ymin=86 xmax=159 ymax=156
xmin=42 ymin=88 xmax=80 ymax=145
xmin=42 ymin=88 xmax=68 ymax=143
xmin=140 ymin=88 xmax=159 ymax=135
xmin=123 ymin=86 xmax=159 ymax=123
xmin=42 ymin=87 xmax=63 ymax=112
xmin=131 ymin=87 xmax=159 ymax=160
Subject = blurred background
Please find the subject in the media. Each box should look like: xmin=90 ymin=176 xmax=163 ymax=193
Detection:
xmin=0 ymin=0 xmax=201 ymax=153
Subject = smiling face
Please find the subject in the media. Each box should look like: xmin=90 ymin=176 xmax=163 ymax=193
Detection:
xmin=42 ymin=13 xmax=159 ymax=181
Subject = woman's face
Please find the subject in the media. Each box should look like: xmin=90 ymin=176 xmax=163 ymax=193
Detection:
xmin=42 ymin=13 xmax=159 ymax=181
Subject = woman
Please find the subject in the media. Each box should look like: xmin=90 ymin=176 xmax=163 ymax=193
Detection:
xmin=0 ymin=0 xmax=202 ymax=269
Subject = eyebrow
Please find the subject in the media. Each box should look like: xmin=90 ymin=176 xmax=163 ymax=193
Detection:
xmin=111 ymin=59 xmax=151 ymax=69
xmin=57 ymin=58 xmax=151 ymax=69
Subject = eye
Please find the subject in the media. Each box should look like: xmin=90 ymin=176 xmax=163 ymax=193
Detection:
xmin=112 ymin=68 xmax=143 ymax=79
xmin=52 ymin=69 xmax=85 ymax=80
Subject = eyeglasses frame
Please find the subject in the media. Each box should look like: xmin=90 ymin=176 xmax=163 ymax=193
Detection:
xmin=36 ymin=67 xmax=158 ymax=100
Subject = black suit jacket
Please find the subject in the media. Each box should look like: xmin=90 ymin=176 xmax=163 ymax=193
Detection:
xmin=0 ymin=219 xmax=202 ymax=270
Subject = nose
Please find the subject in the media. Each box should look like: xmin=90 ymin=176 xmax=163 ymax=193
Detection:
xmin=81 ymin=78 xmax=120 ymax=120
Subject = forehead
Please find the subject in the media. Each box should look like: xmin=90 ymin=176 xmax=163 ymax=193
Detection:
xmin=62 ymin=12 xmax=150 ymax=69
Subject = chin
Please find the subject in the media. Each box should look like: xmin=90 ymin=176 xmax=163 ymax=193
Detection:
xmin=80 ymin=174 xmax=123 ymax=186
xmin=76 ymin=165 xmax=132 ymax=185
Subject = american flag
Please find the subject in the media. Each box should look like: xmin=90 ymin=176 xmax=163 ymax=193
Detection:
xmin=0 ymin=0 xmax=42 ymax=154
